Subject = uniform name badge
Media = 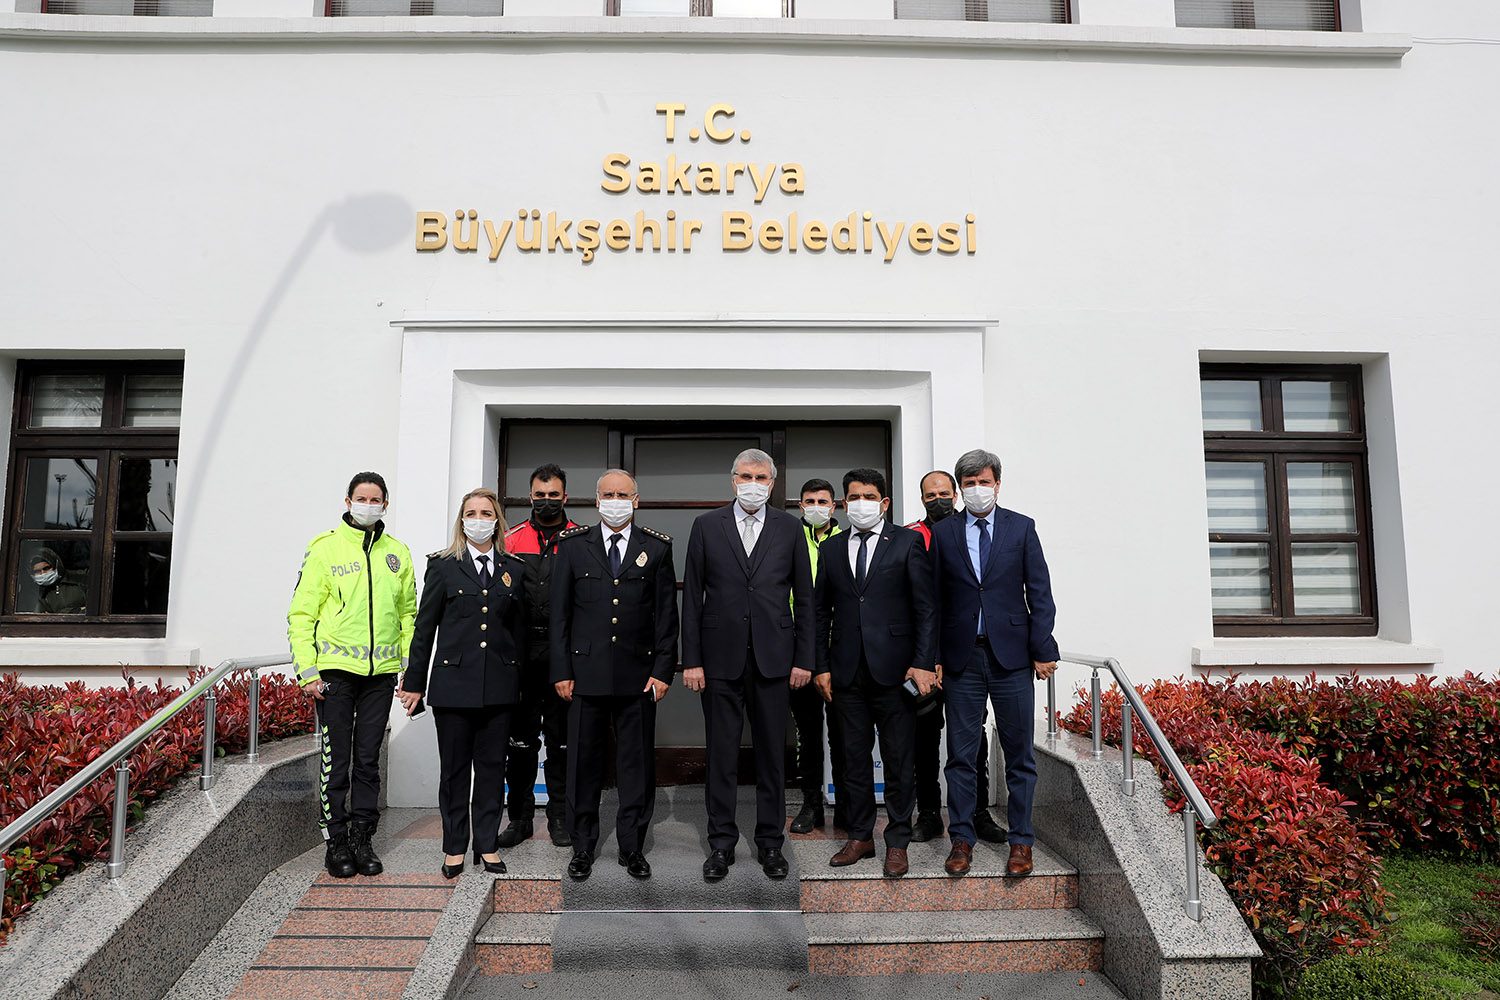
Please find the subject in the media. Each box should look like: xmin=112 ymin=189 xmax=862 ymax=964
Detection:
xmin=636 ymin=552 xmax=648 ymax=567
xmin=501 ymin=571 xmax=512 ymax=587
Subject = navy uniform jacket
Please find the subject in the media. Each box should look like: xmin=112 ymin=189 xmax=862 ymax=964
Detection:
xmin=813 ymin=523 xmax=937 ymax=688
xmin=928 ymin=507 xmax=1059 ymax=674
xmin=549 ymin=523 xmax=679 ymax=698
xmin=681 ymin=503 xmax=814 ymax=680
xmin=404 ymin=549 xmax=529 ymax=708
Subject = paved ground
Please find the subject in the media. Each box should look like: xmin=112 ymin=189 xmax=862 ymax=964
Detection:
xmin=464 ymin=969 xmax=1124 ymax=999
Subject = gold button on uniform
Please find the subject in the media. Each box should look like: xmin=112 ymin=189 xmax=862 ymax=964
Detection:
xmin=482 ymin=589 xmax=488 ymax=596
xmin=614 ymin=579 xmax=620 ymax=587
xmin=612 ymin=598 xmax=619 ymax=606
xmin=481 ymin=606 xmax=488 ymax=613
xmin=481 ymin=623 xmax=488 ymax=631
xmin=611 ymin=636 xmax=617 ymax=643
xmin=480 ymin=641 xmax=487 ymax=648
xmin=611 ymin=617 xmax=618 ymax=624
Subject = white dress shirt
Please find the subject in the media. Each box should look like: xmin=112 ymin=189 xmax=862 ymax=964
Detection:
xmin=602 ymin=521 xmax=633 ymax=568
xmin=467 ymin=542 xmax=496 ymax=583
xmin=847 ymin=526 xmax=883 ymax=578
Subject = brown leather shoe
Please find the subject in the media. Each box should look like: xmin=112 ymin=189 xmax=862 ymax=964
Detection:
xmin=829 ymin=839 xmax=876 ymax=867
xmin=1007 ymin=843 xmax=1034 ymax=876
xmin=882 ymin=847 xmax=909 ymax=878
xmin=944 ymin=840 xmax=973 ymax=876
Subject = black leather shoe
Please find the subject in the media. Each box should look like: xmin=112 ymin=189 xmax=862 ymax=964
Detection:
xmin=789 ymin=800 xmax=825 ymax=835
xmin=548 ymin=816 xmax=572 ymax=847
xmin=473 ymin=850 xmax=507 ymax=874
xmin=757 ymin=847 xmax=789 ymax=880
xmin=441 ymin=856 xmax=465 ymax=879
xmin=347 ymin=821 xmax=383 ymax=877
xmin=910 ymin=812 xmax=944 ymax=843
xmin=619 ymin=850 xmax=652 ymax=879
xmin=974 ymin=809 xmax=1008 ymax=845
xmin=496 ymin=820 xmax=533 ymax=849
xmin=567 ymin=851 xmax=594 ymax=881
xmin=702 ymin=848 xmax=734 ymax=882
xmin=324 ymin=834 xmax=357 ymax=879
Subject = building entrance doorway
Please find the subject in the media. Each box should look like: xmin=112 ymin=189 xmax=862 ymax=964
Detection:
xmin=499 ymin=418 xmax=891 ymax=782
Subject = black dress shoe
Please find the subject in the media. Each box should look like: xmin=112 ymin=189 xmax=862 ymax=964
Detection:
xmin=473 ymin=850 xmax=507 ymax=874
xmin=757 ymin=847 xmax=789 ymax=880
xmin=548 ymin=816 xmax=572 ymax=847
xmin=618 ymin=850 xmax=652 ymax=879
xmin=496 ymin=820 xmax=533 ymax=849
xmin=441 ymin=858 xmax=464 ymax=879
xmin=974 ymin=808 xmax=1008 ymax=845
xmin=567 ymin=850 xmax=594 ymax=881
xmin=910 ymin=812 xmax=944 ymax=843
xmin=702 ymin=848 xmax=734 ymax=882
xmin=789 ymin=801 xmax=825 ymax=835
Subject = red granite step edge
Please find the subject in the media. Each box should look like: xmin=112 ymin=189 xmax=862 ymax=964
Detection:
xmin=808 ymin=938 xmax=1103 ymax=976
xmin=228 ymin=969 xmax=412 ymax=1000
xmin=800 ymin=872 xmax=1077 ymax=912
xmin=474 ymin=944 xmax=555 ymax=975
xmin=491 ymin=879 xmax=565 ymax=913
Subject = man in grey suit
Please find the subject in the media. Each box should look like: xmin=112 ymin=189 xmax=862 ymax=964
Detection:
xmin=682 ymin=448 xmax=815 ymax=882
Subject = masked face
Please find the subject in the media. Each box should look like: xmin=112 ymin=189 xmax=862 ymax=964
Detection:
xmin=32 ymin=568 xmax=59 ymax=588
xmin=462 ymin=518 xmax=497 ymax=543
xmin=531 ymin=497 xmax=564 ymax=521
xmin=845 ymin=498 xmax=887 ymax=532
xmin=735 ymin=481 xmax=771 ymax=512
xmin=961 ymin=484 xmax=997 ymax=516
xmin=348 ymin=501 xmax=386 ymax=527
xmin=801 ymin=505 xmax=831 ymax=528
xmin=923 ymin=496 xmax=956 ymax=522
xmin=598 ymin=498 xmax=635 ymax=529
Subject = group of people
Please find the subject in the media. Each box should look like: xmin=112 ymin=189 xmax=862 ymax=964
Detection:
xmin=285 ymin=447 xmax=1058 ymax=885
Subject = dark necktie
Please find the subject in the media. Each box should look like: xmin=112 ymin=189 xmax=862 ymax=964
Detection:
xmin=976 ymin=517 xmax=990 ymax=574
xmin=855 ymin=531 xmax=872 ymax=588
xmin=609 ymin=533 xmax=623 ymax=577
xmin=477 ymin=554 xmax=491 ymax=589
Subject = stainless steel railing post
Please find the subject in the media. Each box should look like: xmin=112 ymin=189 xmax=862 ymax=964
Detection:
xmin=247 ymin=668 xmax=261 ymax=764
xmin=1184 ymin=803 xmax=1203 ymax=921
xmin=106 ymin=762 xmax=131 ymax=880
xmin=1121 ymin=699 xmax=1136 ymax=796
xmin=1090 ymin=668 xmax=1103 ymax=760
xmin=1046 ymin=671 xmax=1058 ymax=741
xmin=199 ymin=690 xmax=217 ymax=791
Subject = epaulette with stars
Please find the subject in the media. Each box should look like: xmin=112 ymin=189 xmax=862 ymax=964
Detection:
xmin=556 ymin=525 xmax=592 ymax=542
xmin=638 ymin=525 xmax=672 ymax=543
xmin=499 ymin=550 xmax=527 ymax=564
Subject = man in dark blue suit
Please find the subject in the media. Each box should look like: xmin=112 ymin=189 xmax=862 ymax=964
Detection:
xmin=929 ymin=449 xmax=1059 ymax=877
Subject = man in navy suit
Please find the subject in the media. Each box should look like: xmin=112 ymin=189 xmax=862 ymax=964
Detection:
xmin=812 ymin=468 xmax=937 ymax=878
xmin=682 ymin=448 xmax=815 ymax=882
xmin=929 ymin=449 xmax=1059 ymax=877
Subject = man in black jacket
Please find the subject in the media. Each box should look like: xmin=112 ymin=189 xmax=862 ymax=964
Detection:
xmin=682 ymin=448 xmax=814 ymax=882
xmin=551 ymin=469 xmax=679 ymax=881
xmin=813 ymin=468 xmax=937 ymax=878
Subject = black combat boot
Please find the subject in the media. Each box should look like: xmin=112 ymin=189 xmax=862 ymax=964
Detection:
xmin=789 ymin=794 xmax=825 ymax=834
xmin=325 ymin=832 xmax=357 ymax=879
xmin=348 ymin=820 xmax=384 ymax=876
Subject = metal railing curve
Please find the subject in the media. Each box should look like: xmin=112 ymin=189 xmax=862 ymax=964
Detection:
xmin=1045 ymin=651 xmax=1219 ymax=921
xmin=0 ymin=654 xmax=291 ymax=894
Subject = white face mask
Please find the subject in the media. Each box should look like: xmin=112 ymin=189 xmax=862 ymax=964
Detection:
xmin=32 ymin=569 xmax=59 ymax=588
xmin=598 ymin=498 xmax=635 ymax=528
xmin=961 ymin=484 xmax=998 ymax=516
xmin=735 ymin=481 xmax=771 ymax=511
xmin=349 ymin=501 xmax=386 ymax=527
xmin=462 ymin=518 xmax=496 ymax=543
xmin=801 ymin=505 xmax=832 ymax=528
xmin=845 ymin=499 xmax=886 ymax=532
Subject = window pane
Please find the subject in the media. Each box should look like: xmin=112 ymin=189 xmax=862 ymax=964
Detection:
xmin=117 ymin=458 xmax=177 ymax=532
xmin=1175 ymin=0 xmax=1337 ymax=30
xmin=1287 ymin=462 xmax=1355 ymax=534
xmin=1209 ymin=543 xmax=1272 ymax=615
xmin=1282 ymin=380 xmax=1351 ymax=432
xmin=21 ymin=457 xmax=98 ymax=529
xmin=896 ymin=0 xmax=1068 ymax=22
xmin=16 ymin=539 xmax=91 ymax=615
xmin=110 ymin=541 xmax=171 ymax=615
xmin=502 ymin=423 xmax=608 ymax=500
xmin=618 ymin=0 xmax=691 ymax=12
xmin=30 ymin=374 xmax=105 ymax=428
xmin=1291 ymin=542 xmax=1360 ymax=615
xmin=714 ymin=0 xmax=782 ymax=13
xmin=1205 ymin=462 xmax=1267 ymax=533
xmin=635 ymin=507 xmax=703 ymax=581
xmin=634 ymin=438 xmax=758 ymax=500
xmin=1200 ymin=380 xmax=1262 ymax=432
xmin=123 ymin=375 xmax=183 ymax=427
xmin=784 ymin=424 xmax=890 ymax=505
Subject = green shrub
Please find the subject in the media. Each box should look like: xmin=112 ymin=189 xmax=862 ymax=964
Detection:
xmin=1295 ymin=955 xmax=1440 ymax=1000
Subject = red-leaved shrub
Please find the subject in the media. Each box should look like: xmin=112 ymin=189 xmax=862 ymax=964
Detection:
xmin=0 ymin=670 xmax=312 ymax=943
xmin=1062 ymin=680 xmax=1387 ymax=997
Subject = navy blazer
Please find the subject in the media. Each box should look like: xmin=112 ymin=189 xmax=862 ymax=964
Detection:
xmin=813 ymin=523 xmax=937 ymax=688
xmin=681 ymin=503 xmax=815 ymax=680
xmin=928 ymin=507 xmax=1060 ymax=674
xmin=404 ymin=549 xmax=528 ymax=708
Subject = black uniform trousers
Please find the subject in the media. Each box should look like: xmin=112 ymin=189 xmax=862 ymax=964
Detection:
xmin=914 ymin=697 xmax=991 ymax=817
xmin=790 ymin=684 xmax=846 ymax=800
xmin=566 ymin=692 xmax=657 ymax=856
xmin=433 ymin=705 xmax=512 ymax=856
xmin=834 ymin=657 xmax=916 ymax=849
xmin=317 ymin=671 xmax=396 ymax=839
xmin=704 ymin=647 xmax=789 ymax=853
xmin=506 ymin=669 xmax=568 ymax=823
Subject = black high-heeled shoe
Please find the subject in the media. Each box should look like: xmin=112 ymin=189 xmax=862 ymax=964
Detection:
xmin=441 ymin=857 xmax=464 ymax=879
xmin=473 ymin=848 xmax=506 ymax=874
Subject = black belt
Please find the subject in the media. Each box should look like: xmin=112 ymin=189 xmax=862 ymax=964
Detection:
xmin=975 ymin=635 xmax=989 ymax=648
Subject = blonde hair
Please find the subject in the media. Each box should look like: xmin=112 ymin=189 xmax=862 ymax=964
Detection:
xmin=438 ymin=487 xmax=507 ymax=561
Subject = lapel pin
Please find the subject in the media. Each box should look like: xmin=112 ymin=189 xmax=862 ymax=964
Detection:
xmin=636 ymin=551 xmax=649 ymax=567
xmin=501 ymin=571 xmax=512 ymax=588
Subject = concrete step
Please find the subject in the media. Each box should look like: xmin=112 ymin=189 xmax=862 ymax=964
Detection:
xmin=465 ymin=968 xmax=1126 ymax=999
xmin=805 ymin=907 xmax=1104 ymax=976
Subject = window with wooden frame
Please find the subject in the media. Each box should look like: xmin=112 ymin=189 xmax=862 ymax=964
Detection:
xmin=2 ymin=361 xmax=183 ymax=637
xmin=1201 ymin=364 xmax=1375 ymax=636
xmin=325 ymin=1 xmax=503 ymax=15
xmin=606 ymin=0 xmax=792 ymax=16
xmin=1175 ymin=0 xmax=1338 ymax=31
xmin=893 ymin=0 xmax=1069 ymax=23
xmin=35 ymin=1 xmax=212 ymax=14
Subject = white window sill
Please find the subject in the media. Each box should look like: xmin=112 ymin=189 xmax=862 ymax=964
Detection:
xmin=0 ymin=14 xmax=1412 ymax=59
xmin=1192 ymin=638 xmax=1443 ymax=670
xmin=0 ymin=638 xmax=200 ymax=668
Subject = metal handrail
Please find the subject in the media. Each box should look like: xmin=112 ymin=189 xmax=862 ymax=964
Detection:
xmin=0 ymin=654 xmax=290 ymax=891
xmin=1046 ymin=652 xmax=1218 ymax=921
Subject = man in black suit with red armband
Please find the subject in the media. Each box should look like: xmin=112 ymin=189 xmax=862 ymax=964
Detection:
xmin=812 ymin=468 xmax=938 ymax=878
xmin=682 ymin=447 xmax=815 ymax=882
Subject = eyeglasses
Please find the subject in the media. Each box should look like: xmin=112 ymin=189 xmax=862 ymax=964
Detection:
xmin=598 ymin=491 xmax=637 ymax=501
xmin=733 ymin=472 xmax=773 ymax=483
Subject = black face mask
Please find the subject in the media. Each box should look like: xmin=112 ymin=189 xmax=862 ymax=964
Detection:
xmin=531 ymin=497 xmax=565 ymax=522
xmin=924 ymin=496 xmax=956 ymax=523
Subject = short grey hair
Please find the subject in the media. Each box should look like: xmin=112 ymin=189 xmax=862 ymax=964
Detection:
xmin=596 ymin=468 xmax=638 ymax=493
xmin=954 ymin=448 xmax=1002 ymax=482
xmin=731 ymin=448 xmax=777 ymax=480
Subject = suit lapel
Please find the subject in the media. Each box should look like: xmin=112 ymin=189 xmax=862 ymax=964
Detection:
xmin=857 ymin=525 xmax=899 ymax=590
xmin=720 ymin=505 xmax=752 ymax=576
xmin=983 ymin=509 xmax=1015 ymax=578
xmin=747 ymin=508 xmax=778 ymax=575
xmin=581 ymin=525 xmax=612 ymax=575
xmin=948 ymin=514 xmax=981 ymax=584
xmin=460 ymin=551 xmax=483 ymax=586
